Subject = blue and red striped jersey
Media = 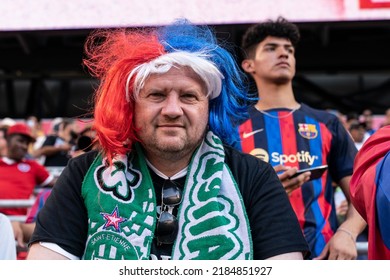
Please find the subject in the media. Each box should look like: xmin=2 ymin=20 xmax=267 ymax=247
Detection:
xmin=239 ymin=104 xmax=357 ymax=258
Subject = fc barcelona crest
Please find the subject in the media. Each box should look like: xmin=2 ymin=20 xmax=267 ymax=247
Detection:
xmin=298 ymin=123 xmax=318 ymax=139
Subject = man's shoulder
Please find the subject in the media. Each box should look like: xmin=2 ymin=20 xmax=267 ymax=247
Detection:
xmin=68 ymin=150 xmax=99 ymax=166
xmin=224 ymin=145 xmax=268 ymax=169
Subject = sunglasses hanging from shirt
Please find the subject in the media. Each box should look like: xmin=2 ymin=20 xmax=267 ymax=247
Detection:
xmin=156 ymin=179 xmax=183 ymax=245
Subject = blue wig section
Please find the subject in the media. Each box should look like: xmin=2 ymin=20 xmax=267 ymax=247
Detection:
xmin=157 ymin=19 xmax=250 ymax=148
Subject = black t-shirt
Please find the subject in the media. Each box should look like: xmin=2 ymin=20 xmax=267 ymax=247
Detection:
xmin=41 ymin=135 xmax=71 ymax=167
xmin=30 ymin=146 xmax=309 ymax=259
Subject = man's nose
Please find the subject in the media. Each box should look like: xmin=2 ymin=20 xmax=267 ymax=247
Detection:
xmin=161 ymin=94 xmax=183 ymax=117
xmin=279 ymin=48 xmax=289 ymax=57
xmin=276 ymin=45 xmax=290 ymax=57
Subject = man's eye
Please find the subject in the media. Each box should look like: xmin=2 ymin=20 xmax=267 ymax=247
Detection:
xmin=148 ymin=92 xmax=165 ymax=99
xmin=181 ymin=94 xmax=198 ymax=101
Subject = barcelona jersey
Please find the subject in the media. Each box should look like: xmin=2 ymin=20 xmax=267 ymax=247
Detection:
xmin=239 ymin=104 xmax=357 ymax=258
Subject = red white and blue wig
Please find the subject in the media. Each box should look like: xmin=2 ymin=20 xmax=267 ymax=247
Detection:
xmin=83 ymin=20 xmax=249 ymax=164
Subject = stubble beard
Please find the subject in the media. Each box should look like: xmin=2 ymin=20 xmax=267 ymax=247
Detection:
xmin=143 ymin=133 xmax=204 ymax=163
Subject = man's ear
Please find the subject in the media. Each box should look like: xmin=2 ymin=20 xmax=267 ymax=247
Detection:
xmin=241 ymin=59 xmax=254 ymax=74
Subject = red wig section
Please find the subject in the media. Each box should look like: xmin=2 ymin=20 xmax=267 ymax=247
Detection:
xmin=83 ymin=29 xmax=165 ymax=164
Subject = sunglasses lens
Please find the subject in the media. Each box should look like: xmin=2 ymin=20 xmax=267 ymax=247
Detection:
xmin=162 ymin=183 xmax=182 ymax=205
xmin=156 ymin=211 xmax=178 ymax=244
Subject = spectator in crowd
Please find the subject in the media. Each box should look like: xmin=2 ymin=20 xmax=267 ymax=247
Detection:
xmin=0 ymin=123 xmax=55 ymax=249
xmin=27 ymin=20 xmax=309 ymax=260
xmin=360 ymin=109 xmax=376 ymax=136
xmin=32 ymin=117 xmax=63 ymax=165
xmin=70 ymin=135 xmax=93 ymax=158
xmin=350 ymin=125 xmax=390 ymax=259
xmin=345 ymin=111 xmax=371 ymax=146
xmin=238 ymin=17 xmax=366 ymax=259
xmin=346 ymin=112 xmax=360 ymax=130
xmin=32 ymin=118 xmax=78 ymax=167
xmin=348 ymin=121 xmax=367 ymax=150
xmin=69 ymin=125 xmax=98 ymax=158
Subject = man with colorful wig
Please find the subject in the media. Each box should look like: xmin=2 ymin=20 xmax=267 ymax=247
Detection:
xmin=27 ymin=20 xmax=308 ymax=260
xmin=350 ymin=125 xmax=390 ymax=259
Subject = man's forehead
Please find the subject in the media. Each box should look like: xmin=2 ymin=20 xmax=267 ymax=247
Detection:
xmin=9 ymin=134 xmax=31 ymax=142
xmin=261 ymin=36 xmax=293 ymax=46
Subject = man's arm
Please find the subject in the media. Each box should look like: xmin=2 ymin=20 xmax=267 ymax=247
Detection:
xmin=266 ymin=252 xmax=303 ymax=260
xmin=314 ymin=176 xmax=367 ymax=260
xmin=337 ymin=175 xmax=367 ymax=243
xmin=32 ymin=144 xmax=72 ymax=158
xmin=27 ymin=243 xmax=70 ymax=260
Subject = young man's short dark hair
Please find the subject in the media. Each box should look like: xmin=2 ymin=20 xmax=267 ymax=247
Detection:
xmin=241 ymin=16 xmax=301 ymax=58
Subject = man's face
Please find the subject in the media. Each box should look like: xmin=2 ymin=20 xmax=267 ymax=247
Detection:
xmin=350 ymin=127 xmax=365 ymax=143
xmin=6 ymin=134 xmax=30 ymax=161
xmin=244 ymin=36 xmax=296 ymax=84
xmin=134 ymin=67 xmax=209 ymax=161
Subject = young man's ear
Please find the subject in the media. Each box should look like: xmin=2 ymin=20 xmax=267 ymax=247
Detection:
xmin=241 ymin=59 xmax=254 ymax=74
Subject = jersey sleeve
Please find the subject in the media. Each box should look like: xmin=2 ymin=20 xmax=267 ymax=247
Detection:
xmin=327 ymin=117 xmax=358 ymax=182
xmin=32 ymin=161 xmax=52 ymax=186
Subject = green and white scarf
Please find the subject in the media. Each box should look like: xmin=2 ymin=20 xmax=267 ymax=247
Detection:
xmin=82 ymin=131 xmax=252 ymax=260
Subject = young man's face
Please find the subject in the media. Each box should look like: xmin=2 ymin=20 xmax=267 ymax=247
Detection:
xmin=243 ymin=36 xmax=296 ymax=84
xmin=134 ymin=66 xmax=209 ymax=162
xmin=6 ymin=134 xmax=30 ymax=161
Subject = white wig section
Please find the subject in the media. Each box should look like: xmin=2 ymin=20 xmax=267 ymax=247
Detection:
xmin=125 ymin=51 xmax=224 ymax=102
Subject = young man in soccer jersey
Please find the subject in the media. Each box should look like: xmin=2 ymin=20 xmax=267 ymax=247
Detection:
xmin=239 ymin=17 xmax=366 ymax=259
